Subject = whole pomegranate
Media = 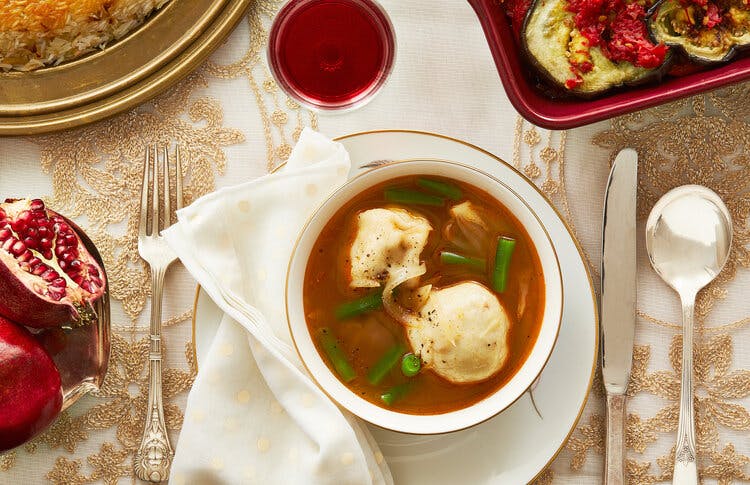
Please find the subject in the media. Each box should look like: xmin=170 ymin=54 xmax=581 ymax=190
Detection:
xmin=0 ymin=316 xmax=63 ymax=452
xmin=0 ymin=198 xmax=106 ymax=328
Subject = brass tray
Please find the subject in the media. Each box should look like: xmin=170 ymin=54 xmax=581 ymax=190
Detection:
xmin=0 ymin=0 xmax=252 ymax=135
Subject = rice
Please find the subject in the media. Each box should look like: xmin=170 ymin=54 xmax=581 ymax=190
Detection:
xmin=0 ymin=0 xmax=170 ymax=71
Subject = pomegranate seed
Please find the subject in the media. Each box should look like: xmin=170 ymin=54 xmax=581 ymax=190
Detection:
xmin=73 ymin=274 xmax=84 ymax=285
xmin=41 ymin=270 xmax=59 ymax=282
xmin=59 ymin=260 xmax=68 ymax=270
xmin=42 ymin=250 xmax=52 ymax=260
xmin=51 ymin=278 xmax=67 ymax=288
xmin=90 ymin=276 xmax=102 ymax=286
xmin=69 ymin=260 xmax=83 ymax=270
xmin=2 ymin=238 xmax=16 ymax=252
xmin=47 ymin=288 xmax=65 ymax=301
xmin=0 ymin=228 xmax=10 ymax=241
xmin=30 ymin=199 xmax=45 ymax=211
xmin=88 ymin=266 xmax=99 ymax=277
xmin=23 ymin=237 xmax=37 ymax=250
xmin=10 ymin=219 xmax=25 ymax=232
xmin=64 ymin=234 xmax=78 ymax=246
xmin=82 ymin=281 xmax=100 ymax=293
xmin=11 ymin=241 xmax=26 ymax=256
xmin=55 ymin=245 xmax=66 ymax=257
xmin=39 ymin=238 xmax=52 ymax=249
xmin=17 ymin=250 xmax=32 ymax=263
xmin=25 ymin=219 xmax=38 ymax=229
xmin=33 ymin=264 xmax=48 ymax=276
xmin=13 ymin=211 xmax=32 ymax=232
xmin=38 ymin=226 xmax=50 ymax=238
xmin=57 ymin=223 xmax=70 ymax=233
xmin=61 ymin=252 xmax=75 ymax=263
xmin=28 ymin=257 xmax=41 ymax=268
xmin=25 ymin=227 xmax=38 ymax=238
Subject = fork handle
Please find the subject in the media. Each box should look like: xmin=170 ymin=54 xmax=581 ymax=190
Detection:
xmin=135 ymin=267 xmax=174 ymax=483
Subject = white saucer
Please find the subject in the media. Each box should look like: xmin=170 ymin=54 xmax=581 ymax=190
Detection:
xmin=192 ymin=130 xmax=597 ymax=484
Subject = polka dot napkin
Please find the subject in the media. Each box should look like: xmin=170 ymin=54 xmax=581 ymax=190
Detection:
xmin=163 ymin=129 xmax=392 ymax=484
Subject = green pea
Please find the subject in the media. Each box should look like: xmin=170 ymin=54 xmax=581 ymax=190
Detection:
xmin=401 ymin=353 xmax=421 ymax=377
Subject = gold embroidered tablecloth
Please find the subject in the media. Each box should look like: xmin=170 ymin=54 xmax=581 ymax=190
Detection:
xmin=1 ymin=1 xmax=750 ymax=483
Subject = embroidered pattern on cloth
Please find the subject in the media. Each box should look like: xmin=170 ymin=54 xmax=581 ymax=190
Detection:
xmin=0 ymin=1 xmax=316 ymax=482
xmin=2 ymin=0 xmax=750 ymax=481
xmin=526 ymin=87 xmax=750 ymax=484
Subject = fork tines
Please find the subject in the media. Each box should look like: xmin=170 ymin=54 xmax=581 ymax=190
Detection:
xmin=140 ymin=146 xmax=183 ymax=237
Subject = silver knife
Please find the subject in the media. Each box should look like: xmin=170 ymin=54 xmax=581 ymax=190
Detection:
xmin=600 ymin=148 xmax=638 ymax=485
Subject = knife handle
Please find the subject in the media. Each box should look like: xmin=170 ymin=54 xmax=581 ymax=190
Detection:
xmin=605 ymin=393 xmax=627 ymax=485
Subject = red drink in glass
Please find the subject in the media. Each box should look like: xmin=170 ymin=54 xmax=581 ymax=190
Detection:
xmin=268 ymin=0 xmax=396 ymax=111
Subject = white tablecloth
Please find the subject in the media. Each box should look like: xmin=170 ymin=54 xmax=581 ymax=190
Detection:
xmin=2 ymin=0 xmax=750 ymax=483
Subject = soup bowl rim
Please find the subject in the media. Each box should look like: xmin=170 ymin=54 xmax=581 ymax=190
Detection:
xmin=285 ymin=158 xmax=563 ymax=435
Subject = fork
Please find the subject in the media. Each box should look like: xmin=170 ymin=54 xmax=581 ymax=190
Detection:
xmin=134 ymin=146 xmax=183 ymax=483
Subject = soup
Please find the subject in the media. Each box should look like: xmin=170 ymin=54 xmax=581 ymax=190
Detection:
xmin=303 ymin=175 xmax=545 ymax=414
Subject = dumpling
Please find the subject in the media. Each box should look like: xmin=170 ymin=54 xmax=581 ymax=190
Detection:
xmin=348 ymin=208 xmax=432 ymax=289
xmin=443 ymin=201 xmax=491 ymax=254
xmin=400 ymin=282 xmax=511 ymax=384
xmin=347 ymin=207 xmax=509 ymax=384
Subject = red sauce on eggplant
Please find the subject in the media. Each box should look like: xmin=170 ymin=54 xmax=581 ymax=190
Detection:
xmin=500 ymin=0 xmax=668 ymax=89
xmin=565 ymin=0 xmax=667 ymax=68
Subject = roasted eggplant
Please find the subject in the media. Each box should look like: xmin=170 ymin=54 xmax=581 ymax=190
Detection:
xmin=649 ymin=0 xmax=750 ymax=64
xmin=522 ymin=0 xmax=669 ymax=96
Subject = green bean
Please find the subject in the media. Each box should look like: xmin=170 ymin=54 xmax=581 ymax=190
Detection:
xmin=417 ymin=178 xmax=463 ymax=200
xmin=439 ymin=251 xmax=486 ymax=270
xmin=384 ymin=188 xmax=444 ymax=206
xmin=335 ymin=290 xmax=383 ymax=320
xmin=318 ymin=328 xmax=356 ymax=382
xmin=491 ymin=236 xmax=516 ymax=293
xmin=367 ymin=344 xmax=406 ymax=385
xmin=401 ymin=353 xmax=421 ymax=377
xmin=381 ymin=383 xmax=412 ymax=406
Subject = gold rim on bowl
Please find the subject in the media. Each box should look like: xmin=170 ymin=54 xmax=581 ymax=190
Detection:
xmin=284 ymin=158 xmax=563 ymax=435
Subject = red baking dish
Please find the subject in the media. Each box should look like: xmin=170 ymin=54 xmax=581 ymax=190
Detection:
xmin=468 ymin=0 xmax=750 ymax=129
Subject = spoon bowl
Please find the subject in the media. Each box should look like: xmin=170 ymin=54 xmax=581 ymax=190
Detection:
xmin=646 ymin=185 xmax=732 ymax=297
xmin=645 ymin=184 xmax=732 ymax=484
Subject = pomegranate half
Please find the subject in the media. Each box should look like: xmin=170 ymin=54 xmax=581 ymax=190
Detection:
xmin=0 ymin=199 xmax=106 ymax=328
xmin=0 ymin=316 xmax=63 ymax=452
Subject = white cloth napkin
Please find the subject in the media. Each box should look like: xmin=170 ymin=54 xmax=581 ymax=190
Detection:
xmin=164 ymin=128 xmax=392 ymax=485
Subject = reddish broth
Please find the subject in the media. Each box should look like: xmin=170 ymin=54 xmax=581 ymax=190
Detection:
xmin=303 ymin=175 xmax=545 ymax=414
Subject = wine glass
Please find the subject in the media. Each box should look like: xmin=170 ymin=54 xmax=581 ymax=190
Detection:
xmin=267 ymin=0 xmax=396 ymax=112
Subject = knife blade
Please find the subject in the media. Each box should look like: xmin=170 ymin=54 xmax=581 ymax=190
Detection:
xmin=600 ymin=148 xmax=638 ymax=485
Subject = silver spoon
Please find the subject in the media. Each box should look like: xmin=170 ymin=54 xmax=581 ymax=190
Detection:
xmin=645 ymin=185 xmax=732 ymax=484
